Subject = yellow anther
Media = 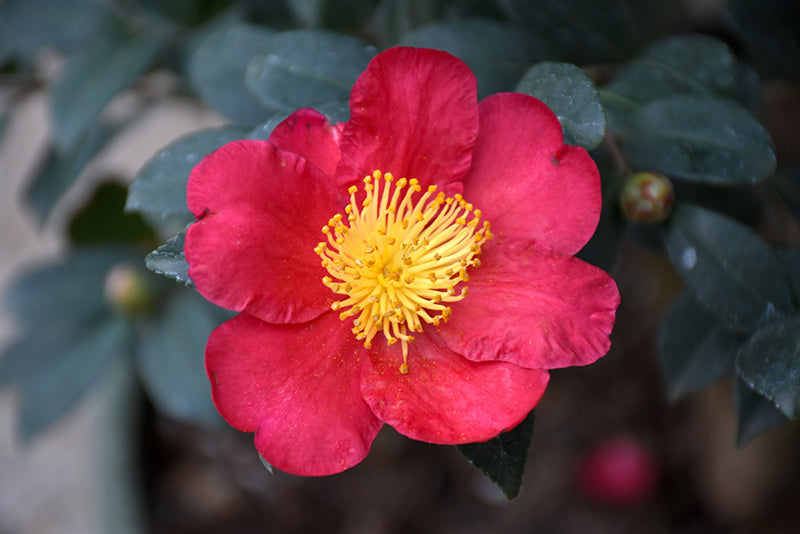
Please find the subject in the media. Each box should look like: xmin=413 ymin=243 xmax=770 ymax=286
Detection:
xmin=316 ymin=169 xmax=491 ymax=374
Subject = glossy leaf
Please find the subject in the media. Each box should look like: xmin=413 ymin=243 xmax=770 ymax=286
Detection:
xmin=776 ymin=248 xmax=800 ymax=306
xmin=401 ymin=19 xmax=548 ymax=97
xmin=25 ymin=125 xmax=114 ymax=223
xmin=245 ymin=30 xmax=375 ymax=112
xmin=620 ymin=96 xmax=776 ymax=185
xmin=371 ymin=0 xmax=439 ymax=48
xmin=51 ymin=27 xmax=165 ymax=152
xmin=515 ymin=62 xmax=606 ymax=149
xmin=736 ymin=314 xmax=800 ymax=419
xmin=187 ymin=20 xmax=277 ymax=125
xmin=665 ymin=204 xmax=795 ymax=333
xmin=126 ymin=127 xmax=248 ymax=229
xmin=734 ymin=377 xmax=790 ymax=447
xmin=659 ymin=292 xmax=742 ymax=400
xmin=137 ymin=291 xmax=229 ymax=426
xmin=457 ymin=409 xmax=536 ymax=499
xmin=145 ymin=229 xmax=193 ymax=288
xmin=606 ymin=35 xmax=738 ymax=106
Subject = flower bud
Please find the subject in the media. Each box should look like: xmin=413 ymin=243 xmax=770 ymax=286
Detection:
xmin=619 ymin=172 xmax=674 ymax=223
xmin=574 ymin=434 xmax=660 ymax=507
xmin=104 ymin=263 xmax=156 ymax=316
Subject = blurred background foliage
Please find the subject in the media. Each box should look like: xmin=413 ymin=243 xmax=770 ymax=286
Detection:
xmin=1 ymin=0 xmax=799 ymax=530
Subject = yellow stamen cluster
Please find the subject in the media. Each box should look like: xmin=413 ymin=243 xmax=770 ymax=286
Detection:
xmin=314 ymin=170 xmax=492 ymax=374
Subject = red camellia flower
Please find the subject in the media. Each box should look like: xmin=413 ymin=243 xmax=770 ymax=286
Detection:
xmin=185 ymin=47 xmax=620 ymax=476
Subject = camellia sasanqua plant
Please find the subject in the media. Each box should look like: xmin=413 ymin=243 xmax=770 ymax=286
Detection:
xmin=1 ymin=0 xmax=799 ymax=512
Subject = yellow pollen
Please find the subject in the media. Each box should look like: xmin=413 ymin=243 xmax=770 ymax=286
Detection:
xmin=315 ymin=169 xmax=491 ymax=374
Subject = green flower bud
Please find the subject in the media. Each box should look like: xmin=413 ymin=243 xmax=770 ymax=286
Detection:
xmin=104 ymin=263 xmax=156 ymax=316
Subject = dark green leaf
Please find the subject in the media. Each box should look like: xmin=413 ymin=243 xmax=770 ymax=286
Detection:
xmin=400 ymin=19 xmax=548 ymax=97
xmin=68 ymin=182 xmax=155 ymax=245
xmin=620 ymin=96 xmax=776 ymax=185
xmin=371 ymin=0 xmax=439 ymax=47
xmin=606 ymin=35 xmax=738 ymax=106
xmin=736 ymin=314 xmax=800 ymax=419
xmin=16 ymin=316 xmax=132 ymax=441
xmin=51 ymin=26 xmax=166 ymax=152
xmin=659 ymin=292 xmax=743 ymax=400
xmin=665 ymin=204 xmax=795 ymax=333
xmin=137 ymin=290 xmax=230 ymax=425
xmin=734 ymin=377 xmax=789 ymax=447
xmin=515 ymin=62 xmax=606 ymax=149
xmin=145 ymin=229 xmax=193 ymax=288
xmin=25 ymin=125 xmax=114 ymax=223
xmin=244 ymin=30 xmax=375 ymax=112
xmin=457 ymin=409 xmax=535 ymax=499
xmin=497 ymin=0 xmax=683 ymax=63
xmin=187 ymin=20 xmax=277 ymax=125
xmin=125 ymin=127 xmax=248 ymax=229
xmin=0 ymin=0 xmax=117 ymax=63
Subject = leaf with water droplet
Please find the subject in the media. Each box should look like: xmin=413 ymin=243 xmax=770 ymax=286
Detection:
xmin=665 ymin=204 xmax=796 ymax=333
xmin=515 ymin=62 xmax=606 ymax=149
xmin=126 ymin=127 xmax=248 ymax=233
xmin=620 ymin=95 xmax=776 ymax=185
xmin=244 ymin=30 xmax=375 ymax=112
xmin=736 ymin=314 xmax=800 ymax=420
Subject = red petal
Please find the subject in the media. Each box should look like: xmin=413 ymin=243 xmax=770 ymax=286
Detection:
xmin=439 ymin=242 xmax=619 ymax=369
xmin=206 ymin=312 xmax=383 ymax=476
xmin=336 ymin=47 xmax=478 ymax=194
xmin=186 ymin=140 xmax=339 ymax=323
xmin=360 ymin=333 xmax=549 ymax=444
xmin=268 ymin=108 xmax=343 ymax=179
xmin=463 ymin=93 xmax=602 ymax=255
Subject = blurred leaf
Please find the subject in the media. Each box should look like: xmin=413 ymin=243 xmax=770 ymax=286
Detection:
xmin=457 ymin=409 xmax=535 ymax=499
xmin=734 ymin=377 xmax=790 ymax=447
xmin=137 ymin=290 xmax=230 ymax=425
xmin=606 ymin=35 xmax=738 ymax=106
xmin=187 ymin=20 xmax=277 ymax=125
xmin=659 ymin=292 xmax=743 ymax=400
xmin=126 ymin=127 xmax=248 ymax=229
xmin=245 ymin=30 xmax=375 ymax=112
xmin=51 ymin=25 xmax=166 ymax=152
xmin=729 ymin=0 xmax=800 ymax=81
xmin=401 ymin=18 xmax=548 ymax=97
xmin=18 ymin=316 xmax=132 ymax=441
xmin=736 ymin=314 xmax=800 ymax=419
xmin=145 ymin=229 xmax=193 ymax=288
xmin=25 ymin=125 xmax=114 ymax=223
xmin=620 ymin=96 xmax=776 ymax=185
xmin=665 ymin=204 xmax=795 ymax=333
xmin=68 ymin=182 xmax=155 ymax=245
xmin=372 ymin=0 xmax=439 ymax=47
xmin=497 ymin=0 xmax=682 ymax=63
xmin=3 ymin=247 xmax=138 ymax=328
xmin=515 ymin=62 xmax=606 ymax=149
xmin=0 ymin=0 xmax=117 ymax=64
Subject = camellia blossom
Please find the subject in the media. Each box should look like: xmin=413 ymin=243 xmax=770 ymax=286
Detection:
xmin=185 ymin=47 xmax=620 ymax=476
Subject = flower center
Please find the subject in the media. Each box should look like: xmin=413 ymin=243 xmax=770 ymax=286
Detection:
xmin=315 ymin=170 xmax=492 ymax=374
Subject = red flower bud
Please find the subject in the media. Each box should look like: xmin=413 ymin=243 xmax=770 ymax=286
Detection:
xmin=574 ymin=434 xmax=660 ymax=507
xmin=619 ymin=171 xmax=675 ymax=223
